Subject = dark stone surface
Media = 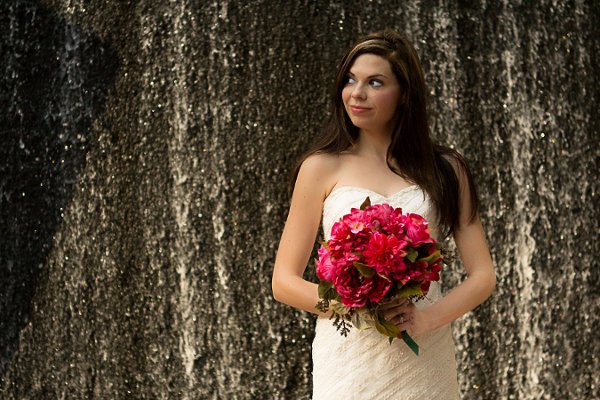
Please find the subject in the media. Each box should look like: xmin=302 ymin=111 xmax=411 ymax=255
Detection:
xmin=0 ymin=0 xmax=119 ymax=381
xmin=0 ymin=0 xmax=598 ymax=398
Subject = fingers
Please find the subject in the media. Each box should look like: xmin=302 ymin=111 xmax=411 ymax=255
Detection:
xmin=391 ymin=312 xmax=411 ymax=323
xmin=380 ymin=302 xmax=425 ymax=338
xmin=382 ymin=301 xmax=414 ymax=322
xmin=384 ymin=308 xmax=405 ymax=322
xmin=379 ymin=298 xmax=409 ymax=311
xmin=391 ymin=311 xmax=415 ymax=338
xmin=395 ymin=321 xmax=413 ymax=335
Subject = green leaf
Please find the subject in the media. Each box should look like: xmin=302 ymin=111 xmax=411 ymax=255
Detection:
xmin=407 ymin=248 xmax=419 ymax=263
xmin=360 ymin=196 xmax=371 ymax=210
xmin=397 ymin=282 xmax=423 ymax=298
xmin=374 ymin=318 xmax=400 ymax=338
xmin=353 ymin=262 xmax=376 ymax=277
xmin=331 ymin=301 xmax=351 ymax=315
xmin=419 ymin=250 xmax=441 ymax=264
xmin=351 ymin=311 xmax=371 ymax=330
xmin=318 ymin=280 xmax=332 ymax=298
xmin=318 ymin=281 xmax=339 ymax=301
xmin=315 ymin=300 xmax=329 ymax=313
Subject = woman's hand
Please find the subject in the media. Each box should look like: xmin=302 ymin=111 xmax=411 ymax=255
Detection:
xmin=380 ymin=298 xmax=433 ymax=338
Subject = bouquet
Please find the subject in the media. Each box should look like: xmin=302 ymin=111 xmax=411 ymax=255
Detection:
xmin=315 ymin=197 xmax=444 ymax=355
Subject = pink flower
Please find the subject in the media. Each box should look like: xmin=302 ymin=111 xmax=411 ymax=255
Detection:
xmin=334 ymin=264 xmax=392 ymax=308
xmin=330 ymin=221 xmax=353 ymax=247
xmin=315 ymin=246 xmax=336 ymax=282
xmin=316 ymin=197 xmax=443 ymax=312
xmin=404 ymin=214 xmax=433 ymax=245
xmin=364 ymin=203 xmax=394 ymax=229
xmin=362 ymin=232 xmax=408 ymax=277
xmin=381 ymin=208 xmax=406 ymax=235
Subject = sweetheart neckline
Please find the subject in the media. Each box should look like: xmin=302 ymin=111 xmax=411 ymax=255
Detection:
xmin=324 ymin=184 xmax=419 ymax=204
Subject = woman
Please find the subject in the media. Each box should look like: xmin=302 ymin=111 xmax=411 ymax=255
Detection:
xmin=272 ymin=29 xmax=496 ymax=399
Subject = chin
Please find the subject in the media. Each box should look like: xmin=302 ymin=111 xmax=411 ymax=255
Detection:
xmin=349 ymin=120 xmax=372 ymax=131
xmin=348 ymin=117 xmax=367 ymax=128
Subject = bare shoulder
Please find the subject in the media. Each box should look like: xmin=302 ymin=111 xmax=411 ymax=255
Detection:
xmin=296 ymin=153 xmax=342 ymax=200
xmin=301 ymin=152 xmax=342 ymax=170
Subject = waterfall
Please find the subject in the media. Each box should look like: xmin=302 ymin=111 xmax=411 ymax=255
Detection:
xmin=1 ymin=1 xmax=598 ymax=398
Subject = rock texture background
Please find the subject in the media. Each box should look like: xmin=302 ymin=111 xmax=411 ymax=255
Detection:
xmin=1 ymin=1 xmax=598 ymax=399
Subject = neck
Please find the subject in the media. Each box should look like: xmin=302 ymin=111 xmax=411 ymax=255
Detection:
xmin=353 ymin=128 xmax=392 ymax=163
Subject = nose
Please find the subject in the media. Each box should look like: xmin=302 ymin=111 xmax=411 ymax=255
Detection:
xmin=351 ymin=83 xmax=366 ymax=99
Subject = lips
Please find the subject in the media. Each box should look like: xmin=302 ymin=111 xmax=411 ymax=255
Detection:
xmin=349 ymin=105 xmax=371 ymax=114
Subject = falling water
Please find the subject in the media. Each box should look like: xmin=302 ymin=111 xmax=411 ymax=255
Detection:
xmin=1 ymin=1 xmax=598 ymax=399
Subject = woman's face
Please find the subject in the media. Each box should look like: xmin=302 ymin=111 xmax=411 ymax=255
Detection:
xmin=341 ymin=53 xmax=401 ymax=134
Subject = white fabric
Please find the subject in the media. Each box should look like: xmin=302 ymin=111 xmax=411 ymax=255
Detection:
xmin=312 ymin=186 xmax=460 ymax=400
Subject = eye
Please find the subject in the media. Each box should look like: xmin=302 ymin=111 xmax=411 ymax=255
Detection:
xmin=370 ymin=79 xmax=383 ymax=88
xmin=346 ymin=76 xmax=357 ymax=85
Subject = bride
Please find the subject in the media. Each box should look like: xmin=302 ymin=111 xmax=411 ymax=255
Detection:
xmin=272 ymin=29 xmax=496 ymax=399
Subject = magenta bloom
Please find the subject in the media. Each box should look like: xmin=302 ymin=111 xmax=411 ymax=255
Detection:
xmin=404 ymin=213 xmax=434 ymax=245
xmin=316 ymin=246 xmax=336 ymax=282
xmin=333 ymin=264 xmax=392 ymax=308
xmin=316 ymin=199 xmax=443 ymax=311
xmin=362 ymin=231 xmax=408 ymax=277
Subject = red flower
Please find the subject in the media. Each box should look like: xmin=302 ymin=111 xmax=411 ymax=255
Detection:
xmin=316 ymin=199 xmax=442 ymax=315
xmin=404 ymin=213 xmax=433 ymax=245
xmin=334 ymin=264 xmax=392 ymax=308
xmin=316 ymin=246 xmax=336 ymax=282
xmin=362 ymin=231 xmax=408 ymax=277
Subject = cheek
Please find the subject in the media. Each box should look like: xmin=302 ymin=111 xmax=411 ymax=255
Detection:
xmin=376 ymin=91 xmax=400 ymax=111
xmin=374 ymin=94 xmax=400 ymax=120
xmin=341 ymin=87 xmax=352 ymax=105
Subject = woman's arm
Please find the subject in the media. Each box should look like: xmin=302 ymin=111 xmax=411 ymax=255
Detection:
xmin=272 ymin=154 xmax=338 ymax=315
xmin=418 ymin=215 xmax=497 ymax=333
xmin=386 ymin=160 xmax=497 ymax=335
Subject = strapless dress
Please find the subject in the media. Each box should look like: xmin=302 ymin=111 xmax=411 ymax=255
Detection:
xmin=312 ymin=185 xmax=459 ymax=400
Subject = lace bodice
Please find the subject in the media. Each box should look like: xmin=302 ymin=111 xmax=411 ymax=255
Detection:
xmin=322 ymin=185 xmax=437 ymax=239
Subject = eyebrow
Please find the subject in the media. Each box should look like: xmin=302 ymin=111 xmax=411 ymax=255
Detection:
xmin=347 ymin=71 xmax=388 ymax=79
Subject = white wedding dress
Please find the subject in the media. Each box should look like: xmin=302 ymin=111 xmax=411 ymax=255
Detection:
xmin=312 ymin=185 xmax=460 ymax=400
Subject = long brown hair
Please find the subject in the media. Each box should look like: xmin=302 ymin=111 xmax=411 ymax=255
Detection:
xmin=292 ymin=29 xmax=478 ymax=237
